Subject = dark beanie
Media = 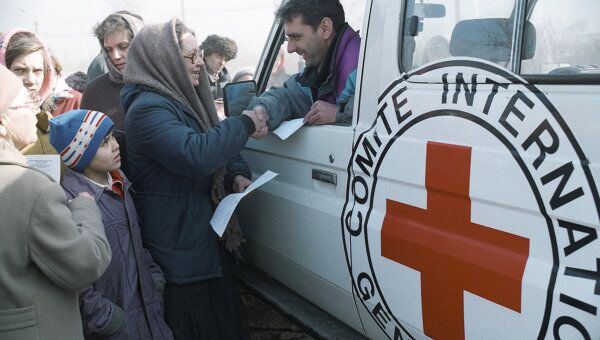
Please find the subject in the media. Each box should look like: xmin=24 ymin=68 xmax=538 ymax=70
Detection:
xmin=0 ymin=64 xmax=23 ymax=114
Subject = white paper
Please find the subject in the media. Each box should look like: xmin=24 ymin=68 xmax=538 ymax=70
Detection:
xmin=272 ymin=118 xmax=305 ymax=140
xmin=210 ymin=170 xmax=278 ymax=236
xmin=26 ymin=155 xmax=61 ymax=182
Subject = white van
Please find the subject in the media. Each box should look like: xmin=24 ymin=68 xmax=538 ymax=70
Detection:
xmin=226 ymin=0 xmax=600 ymax=338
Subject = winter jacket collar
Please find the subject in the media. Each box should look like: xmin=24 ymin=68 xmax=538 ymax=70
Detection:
xmin=62 ymin=168 xmax=130 ymax=202
xmin=297 ymin=23 xmax=359 ymax=101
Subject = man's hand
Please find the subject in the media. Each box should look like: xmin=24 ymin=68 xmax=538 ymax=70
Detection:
xmin=232 ymin=175 xmax=252 ymax=193
xmin=243 ymin=105 xmax=269 ymax=139
xmin=304 ymin=100 xmax=338 ymax=125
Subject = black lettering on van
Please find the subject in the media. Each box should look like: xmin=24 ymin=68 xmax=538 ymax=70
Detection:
xmin=355 ymin=134 xmax=382 ymax=177
xmin=393 ymin=326 xmax=405 ymax=340
xmin=372 ymin=303 xmax=391 ymax=328
xmin=483 ymin=78 xmax=509 ymax=114
xmin=344 ymin=210 xmax=363 ymax=236
xmin=378 ymin=103 xmax=393 ymax=135
xmin=557 ymin=219 xmax=597 ymax=256
xmin=565 ymin=259 xmax=600 ymax=296
xmin=499 ymin=90 xmax=534 ymax=137
xmin=391 ymin=86 xmax=412 ymax=125
xmin=453 ymin=73 xmax=478 ymax=106
xmin=540 ymin=162 xmax=584 ymax=210
xmin=553 ymin=316 xmax=591 ymax=340
xmin=358 ymin=272 xmax=375 ymax=300
xmin=352 ymin=175 xmax=369 ymax=204
xmin=559 ymin=294 xmax=598 ymax=316
xmin=442 ymin=73 xmax=449 ymax=104
xmin=522 ymin=119 xmax=560 ymax=170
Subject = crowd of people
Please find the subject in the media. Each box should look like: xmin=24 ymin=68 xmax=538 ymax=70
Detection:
xmin=0 ymin=0 xmax=359 ymax=339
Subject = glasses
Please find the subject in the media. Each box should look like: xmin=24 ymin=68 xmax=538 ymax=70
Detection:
xmin=182 ymin=49 xmax=203 ymax=64
xmin=7 ymin=91 xmax=41 ymax=112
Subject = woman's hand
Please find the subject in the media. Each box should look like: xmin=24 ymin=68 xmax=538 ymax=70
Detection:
xmin=232 ymin=175 xmax=252 ymax=193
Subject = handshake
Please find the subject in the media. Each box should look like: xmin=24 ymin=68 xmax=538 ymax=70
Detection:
xmin=242 ymin=106 xmax=269 ymax=139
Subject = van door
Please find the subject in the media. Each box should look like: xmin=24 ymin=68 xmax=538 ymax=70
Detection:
xmin=344 ymin=0 xmax=600 ymax=339
xmin=236 ymin=0 xmax=369 ymax=333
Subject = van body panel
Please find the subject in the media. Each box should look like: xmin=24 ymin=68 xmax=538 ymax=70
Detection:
xmin=236 ymin=0 xmax=600 ymax=338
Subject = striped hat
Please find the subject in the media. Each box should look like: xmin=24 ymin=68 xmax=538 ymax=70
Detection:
xmin=49 ymin=110 xmax=113 ymax=172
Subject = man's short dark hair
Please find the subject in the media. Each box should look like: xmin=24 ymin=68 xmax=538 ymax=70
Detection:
xmin=276 ymin=0 xmax=345 ymax=32
xmin=200 ymin=35 xmax=238 ymax=61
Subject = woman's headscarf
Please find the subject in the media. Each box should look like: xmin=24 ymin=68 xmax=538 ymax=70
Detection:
xmin=123 ymin=18 xmax=219 ymax=131
xmin=99 ymin=12 xmax=144 ymax=84
xmin=0 ymin=28 xmax=56 ymax=102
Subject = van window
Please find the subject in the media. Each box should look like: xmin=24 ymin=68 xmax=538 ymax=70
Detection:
xmin=520 ymin=0 xmax=600 ymax=75
xmin=401 ymin=0 xmax=517 ymax=71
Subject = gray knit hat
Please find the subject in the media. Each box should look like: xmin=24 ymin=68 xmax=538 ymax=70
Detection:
xmin=0 ymin=64 xmax=22 ymax=114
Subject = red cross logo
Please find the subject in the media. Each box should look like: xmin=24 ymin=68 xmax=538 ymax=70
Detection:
xmin=381 ymin=141 xmax=530 ymax=340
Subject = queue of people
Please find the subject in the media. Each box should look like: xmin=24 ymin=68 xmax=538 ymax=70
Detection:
xmin=0 ymin=0 xmax=359 ymax=339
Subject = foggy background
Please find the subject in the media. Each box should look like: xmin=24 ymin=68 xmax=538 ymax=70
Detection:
xmin=0 ymin=0 xmax=282 ymax=76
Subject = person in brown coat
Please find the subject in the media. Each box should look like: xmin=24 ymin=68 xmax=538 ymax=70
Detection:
xmin=0 ymin=64 xmax=112 ymax=340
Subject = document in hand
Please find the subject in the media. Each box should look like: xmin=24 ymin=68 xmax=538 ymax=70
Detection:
xmin=272 ymin=118 xmax=305 ymax=140
xmin=26 ymin=155 xmax=61 ymax=182
xmin=210 ymin=170 xmax=278 ymax=236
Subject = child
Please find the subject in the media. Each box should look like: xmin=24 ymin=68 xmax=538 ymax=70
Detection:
xmin=49 ymin=109 xmax=173 ymax=339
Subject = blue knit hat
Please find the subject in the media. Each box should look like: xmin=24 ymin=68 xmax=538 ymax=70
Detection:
xmin=49 ymin=110 xmax=114 ymax=172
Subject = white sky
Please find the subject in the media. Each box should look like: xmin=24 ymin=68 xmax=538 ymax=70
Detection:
xmin=0 ymin=0 xmax=282 ymax=76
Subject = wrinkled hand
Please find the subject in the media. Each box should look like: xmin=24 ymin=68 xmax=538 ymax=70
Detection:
xmin=77 ymin=192 xmax=94 ymax=200
xmin=232 ymin=175 xmax=252 ymax=193
xmin=304 ymin=100 xmax=338 ymax=125
xmin=243 ymin=106 xmax=269 ymax=139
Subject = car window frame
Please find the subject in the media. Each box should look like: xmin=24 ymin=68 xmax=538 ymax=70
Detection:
xmin=397 ymin=0 xmax=600 ymax=84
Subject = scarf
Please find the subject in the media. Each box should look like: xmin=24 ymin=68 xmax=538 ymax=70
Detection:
xmin=100 ymin=13 xmax=144 ymax=84
xmin=123 ymin=18 xmax=219 ymax=131
xmin=0 ymin=28 xmax=56 ymax=102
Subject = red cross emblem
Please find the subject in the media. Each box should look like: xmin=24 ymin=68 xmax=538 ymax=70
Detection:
xmin=381 ymin=141 xmax=530 ymax=340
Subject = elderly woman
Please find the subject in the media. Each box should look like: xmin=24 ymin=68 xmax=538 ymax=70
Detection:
xmin=0 ymin=65 xmax=111 ymax=339
xmin=121 ymin=19 xmax=266 ymax=339
xmin=81 ymin=11 xmax=144 ymax=176
xmin=0 ymin=28 xmax=57 ymax=155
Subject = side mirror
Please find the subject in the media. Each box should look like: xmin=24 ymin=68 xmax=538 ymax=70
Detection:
xmin=449 ymin=18 xmax=536 ymax=62
xmin=223 ymin=80 xmax=258 ymax=117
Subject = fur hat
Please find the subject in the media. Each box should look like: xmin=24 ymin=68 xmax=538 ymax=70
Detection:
xmin=0 ymin=64 xmax=23 ymax=114
xmin=49 ymin=109 xmax=113 ymax=171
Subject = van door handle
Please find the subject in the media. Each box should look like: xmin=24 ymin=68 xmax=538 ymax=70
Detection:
xmin=312 ymin=169 xmax=337 ymax=185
